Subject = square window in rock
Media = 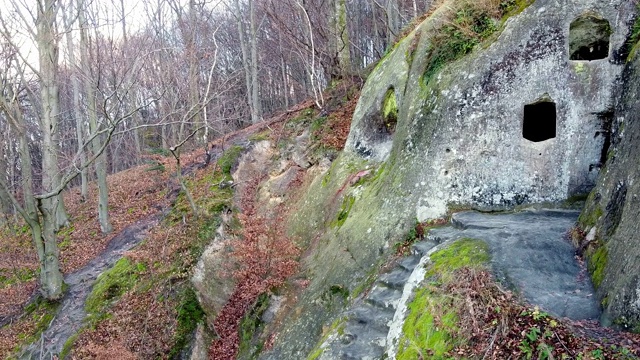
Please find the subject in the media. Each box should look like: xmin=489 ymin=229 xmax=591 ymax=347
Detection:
xmin=523 ymin=101 xmax=556 ymax=142
xmin=569 ymin=15 xmax=612 ymax=61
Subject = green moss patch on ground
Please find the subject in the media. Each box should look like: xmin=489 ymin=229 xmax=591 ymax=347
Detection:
xmin=168 ymin=287 xmax=205 ymax=358
xmin=395 ymin=237 xmax=639 ymax=359
xmin=218 ymin=145 xmax=245 ymax=176
xmin=237 ymin=293 xmax=270 ymax=359
xmin=85 ymin=258 xmax=146 ymax=323
xmin=13 ymin=297 xmax=60 ymax=354
xmin=397 ymin=238 xmax=490 ymax=359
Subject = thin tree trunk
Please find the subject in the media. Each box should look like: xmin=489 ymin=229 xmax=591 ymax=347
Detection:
xmin=234 ymin=0 xmax=260 ymax=125
xmin=0 ymin=136 xmax=13 ymax=225
xmin=386 ymin=0 xmax=400 ymax=44
xmin=63 ymin=1 xmax=89 ymax=202
xmin=249 ymin=0 xmax=261 ymax=124
xmin=79 ymin=0 xmax=112 ymax=233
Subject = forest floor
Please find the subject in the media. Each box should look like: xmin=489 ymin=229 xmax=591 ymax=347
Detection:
xmin=0 ymin=77 xmax=359 ymax=359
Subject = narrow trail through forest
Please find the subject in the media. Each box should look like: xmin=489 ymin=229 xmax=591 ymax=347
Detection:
xmin=18 ymin=215 xmax=160 ymax=359
xmin=13 ymin=112 xmax=290 ymax=359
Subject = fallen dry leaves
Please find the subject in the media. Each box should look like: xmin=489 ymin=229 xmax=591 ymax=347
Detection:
xmin=448 ymin=268 xmax=640 ymax=359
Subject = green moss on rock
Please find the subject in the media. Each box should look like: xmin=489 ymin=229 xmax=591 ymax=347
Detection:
xmin=397 ymin=238 xmax=490 ymax=359
xmin=333 ymin=195 xmax=355 ymax=228
xmin=426 ymin=238 xmax=491 ymax=277
xmin=588 ymin=245 xmax=608 ymax=289
xmin=397 ymin=286 xmax=459 ymax=359
xmin=237 ymin=293 xmax=270 ymax=359
xmin=382 ymin=88 xmax=398 ymax=134
xmin=218 ymin=145 xmax=245 ymax=175
xmin=578 ymin=204 xmax=603 ymax=228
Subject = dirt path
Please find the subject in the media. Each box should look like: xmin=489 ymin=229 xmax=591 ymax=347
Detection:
xmin=17 ymin=215 xmax=160 ymax=359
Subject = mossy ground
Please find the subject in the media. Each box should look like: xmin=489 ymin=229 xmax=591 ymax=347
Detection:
xmin=168 ymin=287 xmax=205 ymax=358
xmin=395 ymin=238 xmax=637 ymax=359
xmin=396 ymin=238 xmax=490 ymax=359
xmin=85 ymin=258 xmax=146 ymax=323
xmin=65 ymin=144 xmax=245 ymax=358
xmin=14 ymin=297 xmax=60 ymax=353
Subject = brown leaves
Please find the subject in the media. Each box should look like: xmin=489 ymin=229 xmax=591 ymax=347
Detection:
xmin=445 ymin=267 xmax=640 ymax=359
xmin=208 ymin=175 xmax=300 ymax=359
xmin=72 ymin=288 xmax=177 ymax=359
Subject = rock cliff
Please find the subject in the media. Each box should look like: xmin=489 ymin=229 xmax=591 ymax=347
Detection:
xmin=578 ymin=45 xmax=640 ymax=330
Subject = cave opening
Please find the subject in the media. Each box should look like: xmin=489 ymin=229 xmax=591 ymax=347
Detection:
xmin=523 ymin=101 xmax=556 ymax=142
xmin=569 ymin=14 xmax=612 ymax=61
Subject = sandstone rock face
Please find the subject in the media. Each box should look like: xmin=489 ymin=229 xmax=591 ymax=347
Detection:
xmin=346 ymin=0 xmax=636 ymax=220
xmin=191 ymin=214 xmax=235 ymax=327
xmin=579 ymin=52 xmax=640 ymax=330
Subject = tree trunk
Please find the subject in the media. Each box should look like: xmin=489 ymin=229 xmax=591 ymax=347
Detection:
xmin=37 ymin=0 xmax=69 ymax=230
xmin=249 ymin=0 xmax=261 ymax=124
xmin=234 ymin=0 xmax=261 ymax=125
xmin=0 ymin=137 xmax=13 ymax=225
xmin=37 ymin=198 xmax=64 ymax=300
xmin=1 ymin=82 xmax=62 ymax=300
xmin=63 ymin=1 xmax=89 ymax=202
xmin=79 ymin=0 xmax=112 ymax=233
xmin=330 ymin=0 xmax=351 ymax=79
xmin=386 ymin=0 xmax=401 ymax=44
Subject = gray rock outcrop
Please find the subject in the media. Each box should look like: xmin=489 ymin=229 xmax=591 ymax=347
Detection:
xmin=578 ymin=48 xmax=640 ymax=330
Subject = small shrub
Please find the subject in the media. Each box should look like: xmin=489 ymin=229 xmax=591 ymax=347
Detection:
xmin=423 ymin=0 xmax=532 ymax=85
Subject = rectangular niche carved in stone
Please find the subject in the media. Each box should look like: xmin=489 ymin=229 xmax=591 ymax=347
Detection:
xmin=523 ymin=101 xmax=557 ymax=142
xmin=569 ymin=14 xmax=612 ymax=61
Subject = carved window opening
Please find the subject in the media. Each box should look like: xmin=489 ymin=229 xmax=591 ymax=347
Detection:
xmin=569 ymin=15 xmax=612 ymax=61
xmin=523 ymin=101 xmax=556 ymax=142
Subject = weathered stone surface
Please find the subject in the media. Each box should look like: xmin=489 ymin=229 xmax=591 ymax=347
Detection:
xmin=191 ymin=217 xmax=235 ymax=327
xmin=346 ymin=0 xmax=635 ymax=219
xmin=579 ymin=50 xmax=640 ymax=330
xmin=387 ymin=209 xmax=598 ymax=359
xmin=436 ymin=210 xmax=600 ymax=320
xmin=314 ymin=250 xmax=427 ymax=360
xmin=189 ymin=323 xmax=213 ymax=360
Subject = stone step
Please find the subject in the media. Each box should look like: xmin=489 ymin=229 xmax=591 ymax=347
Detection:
xmin=397 ymin=255 xmax=421 ymax=272
xmin=338 ymin=341 xmax=386 ymax=360
xmin=365 ymin=286 xmax=401 ymax=311
xmin=412 ymin=240 xmax=438 ymax=256
xmin=377 ymin=268 xmax=412 ymax=290
xmin=347 ymin=303 xmax=394 ymax=331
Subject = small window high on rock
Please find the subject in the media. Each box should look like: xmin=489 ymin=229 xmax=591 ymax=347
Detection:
xmin=523 ymin=101 xmax=556 ymax=142
xmin=569 ymin=14 xmax=612 ymax=61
